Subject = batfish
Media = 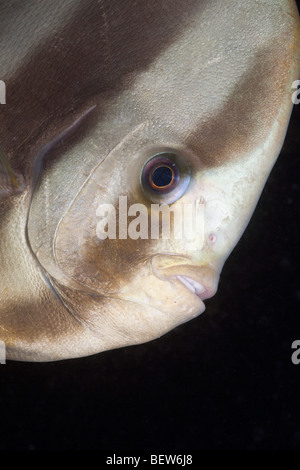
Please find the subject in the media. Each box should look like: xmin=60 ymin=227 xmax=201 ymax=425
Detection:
xmin=0 ymin=0 xmax=299 ymax=361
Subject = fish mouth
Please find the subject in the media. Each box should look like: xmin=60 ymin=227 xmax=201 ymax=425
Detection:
xmin=151 ymin=256 xmax=219 ymax=302
xmin=175 ymin=275 xmax=207 ymax=300
xmin=170 ymin=268 xmax=218 ymax=302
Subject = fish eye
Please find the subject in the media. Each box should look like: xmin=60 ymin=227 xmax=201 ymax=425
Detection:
xmin=140 ymin=152 xmax=191 ymax=204
xmin=144 ymin=156 xmax=179 ymax=192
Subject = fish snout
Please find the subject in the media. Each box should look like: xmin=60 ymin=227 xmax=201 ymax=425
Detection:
xmin=151 ymin=255 xmax=219 ymax=302
xmin=174 ymin=273 xmax=218 ymax=302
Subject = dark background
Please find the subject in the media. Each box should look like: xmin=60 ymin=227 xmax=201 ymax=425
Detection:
xmin=0 ymin=7 xmax=300 ymax=452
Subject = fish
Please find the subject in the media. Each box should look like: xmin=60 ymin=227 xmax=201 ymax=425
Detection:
xmin=0 ymin=0 xmax=299 ymax=362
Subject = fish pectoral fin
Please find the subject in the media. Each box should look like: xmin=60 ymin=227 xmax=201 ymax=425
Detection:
xmin=0 ymin=146 xmax=26 ymax=198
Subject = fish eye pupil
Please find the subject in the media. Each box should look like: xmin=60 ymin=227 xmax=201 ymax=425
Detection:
xmin=151 ymin=165 xmax=173 ymax=188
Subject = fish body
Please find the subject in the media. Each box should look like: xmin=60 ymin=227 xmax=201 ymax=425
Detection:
xmin=0 ymin=0 xmax=299 ymax=361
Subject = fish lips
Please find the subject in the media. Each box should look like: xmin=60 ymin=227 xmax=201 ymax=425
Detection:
xmin=175 ymin=275 xmax=211 ymax=301
xmin=152 ymin=259 xmax=219 ymax=303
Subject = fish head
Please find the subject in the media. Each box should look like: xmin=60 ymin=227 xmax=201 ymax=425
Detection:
xmin=28 ymin=0 xmax=300 ymax=353
xmin=1 ymin=0 xmax=300 ymax=360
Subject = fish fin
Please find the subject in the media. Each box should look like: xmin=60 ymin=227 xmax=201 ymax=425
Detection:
xmin=0 ymin=146 xmax=26 ymax=198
